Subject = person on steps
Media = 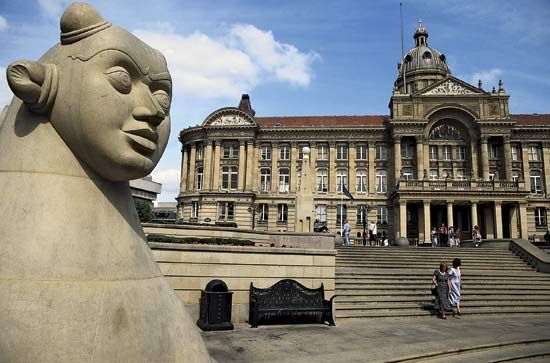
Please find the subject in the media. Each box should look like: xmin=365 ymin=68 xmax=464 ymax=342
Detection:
xmin=472 ymin=225 xmax=482 ymax=247
xmin=343 ymin=220 xmax=351 ymax=247
xmin=432 ymin=261 xmax=451 ymax=319
xmin=448 ymin=258 xmax=462 ymax=318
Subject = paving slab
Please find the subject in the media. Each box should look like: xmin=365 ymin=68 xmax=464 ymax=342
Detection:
xmin=201 ymin=315 xmax=550 ymax=362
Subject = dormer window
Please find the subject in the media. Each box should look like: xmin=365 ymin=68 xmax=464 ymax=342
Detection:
xmin=439 ymin=54 xmax=446 ymax=62
xmin=422 ymin=51 xmax=432 ymax=64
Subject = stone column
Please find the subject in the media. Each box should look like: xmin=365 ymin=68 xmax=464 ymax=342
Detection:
xmin=503 ymin=136 xmax=512 ymax=180
xmin=519 ymin=203 xmax=529 ymax=239
xmin=521 ymin=143 xmax=530 ymax=192
xmin=542 ymin=142 xmax=550 ymax=195
xmin=348 ymin=142 xmax=356 ymax=193
xmin=329 ymin=142 xmax=337 ymax=194
xmin=471 ymin=201 xmax=478 ymax=228
xmin=423 ymin=201 xmax=431 ymax=244
xmin=212 ymin=140 xmax=221 ymax=191
xmin=494 ymin=201 xmax=503 ymax=239
xmin=416 ymin=137 xmax=423 ymax=179
xmin=187 ymin=143 xmax=196 ymax=191
xmin=480 ymin=136 xmax=490 ymax=180
xmin=252 ymin=142 xmax=260 ymax=191
xmin=245 ymin=140 xmax=254 ymax=191
xmin=368 ymin=142 xmax=376 ymax=194
xmin=418 ymin=203 xmax=425 ymax=242
xmin=309 ymin=142 xmax=317 ymax=193
xmin=399 ymin=201 xmax=407 ymax=238
xmin=423 ymin=142 xmax=430 ymax=178
xmin=510 ymin=204 xmax=518 ymax=239
xmin=180 ymin=145 xmax=188 ymax=193
xmin=394 ymin=137 xmax=402 ymax=185
xmin=471 ymin=142 xmax=479 ymax=179
xmin=271 ymin=142 xmax=279 ymax=193
xmin=238 ymin=140 xmax=246 ymax=191
xmin=203 ymin=140 xmax=213 ymax=191
xmin=290 ymin=142 xmax=298 ymax=193
xmin=447 ymin=201 xmax=454 ymax=228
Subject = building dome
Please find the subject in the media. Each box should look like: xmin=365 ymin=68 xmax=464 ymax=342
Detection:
xmin=396 ymin=21 xmax=450 ymax=92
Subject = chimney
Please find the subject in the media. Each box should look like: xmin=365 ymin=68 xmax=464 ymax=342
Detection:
xmin=238 ymin=94 xmax=255 ymax=116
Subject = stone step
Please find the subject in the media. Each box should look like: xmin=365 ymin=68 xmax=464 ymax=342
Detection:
xmin=336 ymin=255 xmax=524 ymax=262
xmin=335 ymin=289 xmax=550 ymax=296
xmin=337 ymin=300 xmax=550 ymax=310
xmin=336 ymin=272 xmax=550 ymax=279
xmin=335 ymin=295 xmax=550 ymax=304
xmin=336 ymin=282 xmax=550 ymax=289
xmin=336 ymin=269 xmax=547 ymax=277
xmin=336 ymin=247 xmax=515 ymax=254
xmin=335 ymin=264 xmax=534 ymax=271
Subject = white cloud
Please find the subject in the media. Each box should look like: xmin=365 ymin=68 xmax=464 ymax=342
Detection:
xmin=151 ymin=168 xmax=180 ymax=200
xmin=133 ymin=23 xmax=319 ymax=99
xmin=0 ymin=66 xmax=13 ymax=109
xmin=471 ymin=68 xmax=503 ymax=88
xmin=0 ymin=15 xmax=7 ymax=31
xmin=37 ymin=0 xmax=72 ymax=19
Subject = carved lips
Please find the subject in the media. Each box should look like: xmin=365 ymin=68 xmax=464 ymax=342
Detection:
xmin=122 ymin=124 xmax=159 ymax=155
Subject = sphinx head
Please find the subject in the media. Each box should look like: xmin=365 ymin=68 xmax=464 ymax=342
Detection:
xmin=6 ymin=2 xmax=171 ymax=181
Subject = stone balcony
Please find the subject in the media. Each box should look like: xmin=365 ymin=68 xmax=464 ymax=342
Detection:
xmin=395 ymin=178 xmax=529 ymax=195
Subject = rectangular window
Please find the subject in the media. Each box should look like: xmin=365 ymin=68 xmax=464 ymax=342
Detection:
xmin=429 ymin=145 xmax=438 ymax=160
xmin=336 ymin=169 xmax=348 ymax=192
xmin=528 ymin=146 xmax=541 ymax=161
xmin=279 ymin=168 xmax=290 ymax=192
xmin=512 ymin=170 xmax=519 ymax=182
xmin=377 ymin=206 xmax=388 ymax=225
xmin=260 ymin=169 xmax=271 ymax=191
xmin=401 ymin=143 xmax=412 ymax=159
xmin=376 ymin=170 xmax=387 ymax=193
xmin=317 ymin=144 xmax=328 ymax=160
xmin=429 ymin=169 xmax=439 ymax=180
xmin=316 ymin=205 xmax=327 ymax=223
xmin=317 ymin=169 xmax=328 ymax=192
xmin=489 ymin=144 xmax=498 ymax=159
xmin=457 ymin=146 xmax=466 ymax=160
xmin=279 ymin=145 xmax=290 ymax=160
xmin=191 ymin=201 xmax=199 ymax=219
xmin=277 ymin=204 xmax=288 ymax=223
xmin=442 ymin=145 xmax=451 ymax=160
xmin=195 ymin=167 xmax=203 ymax=190
xmin=531 ymin=171 xmax=543 ymax=194
xmin=535 ymin=207 xmax=547 ymax=228
xmin=261 ymin=145 xmax=272 ymax=160
xmin=221 ymin=166 xmax=238 ymax=190
xmin=356 ymin=169 xmax=368 ymax=192
xmin=336 ymin=204 xmax=347 ymax=225
xmin=222 ymin=143 xmax=239 ymax=159
xmin=375 ymin=145 xmax=387 ymax=160
xmin=402 ymin=168 xmax=413 ymax=181
xmin=196 ymin=146 xmax=203 ymax=160
xmin=218 ymin=202 xmax=234 ymax=221
xmin=336 ymin=144 xmax=348 ymax=160
xmin=511 ymin=145 xmax=519 ymax=161
xmin=356 ymin=145 xmax=368 ymax=160
xmin=259 ymin=203 xmax=269 ymax=222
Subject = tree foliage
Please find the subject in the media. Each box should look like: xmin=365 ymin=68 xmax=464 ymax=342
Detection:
xmin=134 ymin=198 xmax=154 ymax=222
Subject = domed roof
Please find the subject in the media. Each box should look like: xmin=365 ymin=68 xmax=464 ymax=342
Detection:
xmin=398 ymin=21 xmax=450 ymax=78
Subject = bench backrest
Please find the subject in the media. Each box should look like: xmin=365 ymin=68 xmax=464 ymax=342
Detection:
xmin=250 ymin=279 xmax=324 ymax=308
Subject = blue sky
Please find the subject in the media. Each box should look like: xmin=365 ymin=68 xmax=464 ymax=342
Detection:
xmin=1 ymin=0 xmax=549 ymax=201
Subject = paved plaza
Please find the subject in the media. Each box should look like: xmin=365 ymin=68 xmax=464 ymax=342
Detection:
xmin=202 ymin=315 xmax=550 ymax=362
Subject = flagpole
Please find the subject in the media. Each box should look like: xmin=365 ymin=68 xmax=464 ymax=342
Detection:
xmin=400 ymin=1 xmax=406 ymax=93
xmin=340 ymin=177 xmax=343 ymax=235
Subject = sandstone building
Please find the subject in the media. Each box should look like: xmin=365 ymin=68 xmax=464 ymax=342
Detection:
xmin=176 ymin=23 xmax=550 ymax=243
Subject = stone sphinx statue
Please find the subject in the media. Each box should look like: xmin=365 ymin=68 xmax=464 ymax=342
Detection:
xmin=0 ymin=3 xmax=210 ymax=362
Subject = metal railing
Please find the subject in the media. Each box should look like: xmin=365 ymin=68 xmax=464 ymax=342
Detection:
xmin=396 ymin=178 xmax=526 ymax=192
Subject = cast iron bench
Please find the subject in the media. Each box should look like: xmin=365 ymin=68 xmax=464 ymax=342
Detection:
xmin=249 ymin=279 xmax=336 ymax=328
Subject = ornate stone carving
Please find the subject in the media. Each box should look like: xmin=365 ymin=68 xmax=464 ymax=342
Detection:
xmin=424 ymin=79 xmax=479 ymax=95
xmin=211 ymin=114 xmax=254 ymax=126
xmin=429 ymin=123 xmax=465 ymax=141
xmin=402 ymin=104 xmax=413 ymax=116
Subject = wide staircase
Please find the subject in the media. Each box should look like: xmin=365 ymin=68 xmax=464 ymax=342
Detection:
xmin=335 ymin=246 xmax=550 ymax=320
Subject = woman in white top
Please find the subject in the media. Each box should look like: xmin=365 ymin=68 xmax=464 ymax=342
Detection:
xmin=448 ymin=258 xmax=462 ymax=317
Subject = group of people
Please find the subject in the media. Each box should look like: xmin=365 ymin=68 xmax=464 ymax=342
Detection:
xmin=432 ymin=258 xmax=462 ymax=319
xmin=342 ymin=220 xmax=388 ymax=247
xmin=430 ymin=224 xmax=461 ymax=247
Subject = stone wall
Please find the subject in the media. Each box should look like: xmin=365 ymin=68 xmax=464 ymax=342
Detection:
xmin=143 ymin=223 xmax=335 ymax=250
xmin=149 ymin=242 xmax=336 ymax=323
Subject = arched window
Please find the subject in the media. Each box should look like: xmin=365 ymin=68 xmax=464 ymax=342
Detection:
xmin=260 ymin=168 xmax=271 ymax=191
xmin=336 ymin=169 xmax=348 ymax=192
xmin=356 ymin=169 xmax=368 ymax=192
xmin=317 ymin=169 xmax=328 ymax=192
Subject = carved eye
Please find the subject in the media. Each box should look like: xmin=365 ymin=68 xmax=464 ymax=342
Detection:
xmin=105 ymin=67 xmax=132 ymax=94
xmin=153 ymin=90 xmax=171 ymax=113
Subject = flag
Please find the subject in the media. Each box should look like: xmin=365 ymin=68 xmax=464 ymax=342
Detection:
xmin=342 ymin=184 xmax=355 ymax=201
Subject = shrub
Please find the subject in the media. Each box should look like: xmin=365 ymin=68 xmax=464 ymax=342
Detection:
xmin=146 ymin=234 xmax=254 ymax=246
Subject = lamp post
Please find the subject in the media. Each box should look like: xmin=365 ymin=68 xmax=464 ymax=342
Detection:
xmin=361 ymin=205 xmax=373 ymax=246
xmin=247 ymin=203 xmax=260 ymax=230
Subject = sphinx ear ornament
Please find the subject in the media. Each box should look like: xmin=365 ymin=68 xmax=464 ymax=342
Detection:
xmin=6 ymin=60 xmax=59 ymax=114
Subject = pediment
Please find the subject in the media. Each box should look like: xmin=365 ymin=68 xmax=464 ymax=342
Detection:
xmin=419 ymin=76 xmax=486 ymax=96
xmin=202 ymin=108 xmax=257 ymax=127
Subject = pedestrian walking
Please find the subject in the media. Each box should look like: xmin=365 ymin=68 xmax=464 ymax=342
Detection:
xmin=455 ymin=228 xmax=461 ymax=247
xmin=431 ymin=227 xmax=439 ymax=247
xmin=343 ymin=220 xmax=351 ymax=247
xmin=472 ymin=225 xmax=482 ymax=247
xmin=432 ymin=261 xmax=452 ymax=319
xmin=368 ymin=220 xmax=377 ymax=246
xmin=381 ymin=231 xmax=389 ymax=246
xmin=438 ymin=223 xmax=448 ymax=247
xmin=448 ymin=226 xmax=455 ymax=248
xmin=448 ymin=258 xmax=462 ymax=317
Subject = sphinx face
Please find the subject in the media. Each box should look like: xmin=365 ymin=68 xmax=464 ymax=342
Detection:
xmin=50 ymin=32 xmax=172 ymax=181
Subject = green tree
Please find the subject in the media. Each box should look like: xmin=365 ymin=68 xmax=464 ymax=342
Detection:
xmin=134 ymin=199 xmax=154 ymax=222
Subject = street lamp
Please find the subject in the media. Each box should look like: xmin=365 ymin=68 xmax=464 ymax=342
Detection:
xmin=247 ymin=203 xmax=260 ymax=230
xmin=361 ymin=205 xmax=373 ymax=246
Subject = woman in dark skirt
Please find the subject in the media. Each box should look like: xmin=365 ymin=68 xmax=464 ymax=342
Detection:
xmin=432 ymin=261 xmax=452 ymax=319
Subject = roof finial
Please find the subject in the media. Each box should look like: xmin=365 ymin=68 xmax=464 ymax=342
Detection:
xmin=418 ymin=19 xmax=423 ymax=28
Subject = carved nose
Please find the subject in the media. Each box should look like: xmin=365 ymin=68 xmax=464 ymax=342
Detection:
xmin=132 ymin=86 xmax=166 ymax=126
